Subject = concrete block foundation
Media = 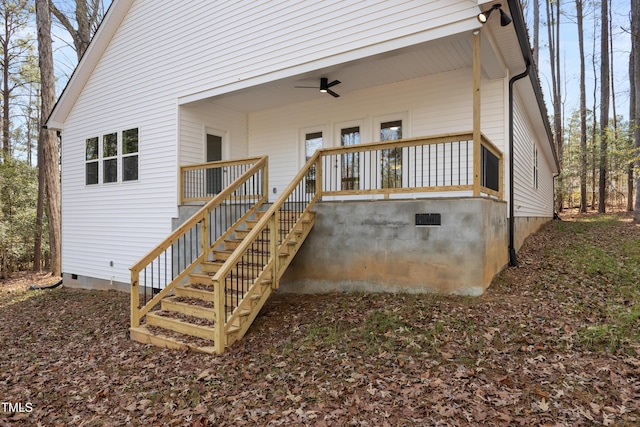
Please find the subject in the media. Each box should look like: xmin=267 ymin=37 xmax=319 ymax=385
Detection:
xmin=280 ymin=198 xmax=510 ymax=296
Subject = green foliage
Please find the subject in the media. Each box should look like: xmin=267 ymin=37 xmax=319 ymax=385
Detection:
xmin=557 ymin=110 xmax=636 ymax=210
xmin=549 ymin=215 xmax=640 ymax=353
xmin=0 ymin=158 xmax=45 ymax=273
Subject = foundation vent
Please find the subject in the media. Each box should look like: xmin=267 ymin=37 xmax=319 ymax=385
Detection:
xmin=415 ymin=213 xmax=441 ymax=226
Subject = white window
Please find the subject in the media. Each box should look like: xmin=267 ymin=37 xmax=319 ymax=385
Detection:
xmin=103 ymin=132 xmax=118 ymax=183
xmin=85 ymin=137 xmax=99 ymax=185
xmin=84 ymin=128 xmax=139 ymax=185
xmin=122 ymin=128 xmax=139 ymax=182
xmin=533 ymin=145 xmax=539 ymax=189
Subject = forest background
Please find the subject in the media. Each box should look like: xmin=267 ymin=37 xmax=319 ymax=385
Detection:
xmin=0 ymin=0 xmax=639 ymax=279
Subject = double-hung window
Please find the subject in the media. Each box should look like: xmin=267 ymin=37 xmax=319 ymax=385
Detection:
xmin=85 ymin=137 xmax=99 ymax=185
xmin=533 ymin=145 xmax=539 ymax=189
xmin=84 ymin=128 xmax=139 ymax=185
xmin=103 ymin=132 xmax=118 ymax=183
xmin=122 ymin=128 xmax=139 ymax=181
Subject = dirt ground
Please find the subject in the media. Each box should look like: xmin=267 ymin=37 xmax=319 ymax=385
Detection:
xmin=1 ymin=211 xmax=639 ymax=426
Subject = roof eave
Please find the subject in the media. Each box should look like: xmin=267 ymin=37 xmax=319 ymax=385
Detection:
xmin=506 ymin=0 xmax=560 ymax=172
xmin=46 ymin=0 xmax=134 ymax=130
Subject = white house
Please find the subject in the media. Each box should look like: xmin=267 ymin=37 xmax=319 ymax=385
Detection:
xmin=47 ymin=0 xmax=558 ymax=353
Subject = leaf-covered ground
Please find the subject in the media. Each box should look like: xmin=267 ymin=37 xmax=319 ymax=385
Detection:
xmin=1 ymin=212 xmax=639 ymax=426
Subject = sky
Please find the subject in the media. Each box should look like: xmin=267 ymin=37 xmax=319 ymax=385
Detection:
xmin=525 ymin=0 xmax=633 ymax=122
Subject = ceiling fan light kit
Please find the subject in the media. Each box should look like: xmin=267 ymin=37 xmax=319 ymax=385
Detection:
xmin=295 ymin=77 xmax=342 ymax=97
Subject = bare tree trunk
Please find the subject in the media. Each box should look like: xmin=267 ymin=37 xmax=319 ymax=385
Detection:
xmin=628 ymin=48 xmax=634 ymax=212
xmin=1 ymin=248 xmax=7 ymax=280
xmin=36 ymin=0 xmax=61 ymax=276
xmin=49 ymin=0 xmax=102 ymax=61
xmin=591 ymin=14 xmax=599 ymax=210
xmin=546 ymin=0 xmax=563 ymax=211
xmin=598 ymin=0 xmax=610 ymax=213
xmin=633 ymin=0 xmax=640 ymax=221
xmin=34 ymin=85 xmax=43 ymax=272
xmin=577 ymin=0 xmax=588 ymax=212
xmin=2 ymin=16 xmax=10 ymax=160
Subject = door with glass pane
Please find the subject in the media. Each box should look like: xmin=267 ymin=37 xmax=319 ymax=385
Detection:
xmin=304 ymin=132 xmax=322 ymax=193
xmin=206 ymin=134 xmax=222 ymax=194
xmin=341 ymin=126 xmax=360 ymax=190
xmin=380 ymin=120 xmax=403 ymax=189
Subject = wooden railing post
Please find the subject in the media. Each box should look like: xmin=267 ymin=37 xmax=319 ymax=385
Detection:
xmin=131 ymin=270 xmax=140 ymax=327
xmin=214 ymin=278 xmax=225 ymax=354
xmin=263 ymin=157 xmax=269 ymax=200
xmin=315 ymin=156 xmax=323 ymax=198
xmin=179 ymin=167 xmax=185 ymax=205
xmin=201 ymin=213 xmax=209 ymax=260
xmin=270 ymin=213 xmax=279 ymax=289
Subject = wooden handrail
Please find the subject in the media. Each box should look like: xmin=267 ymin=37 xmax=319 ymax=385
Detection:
xmin=314 ymin=131 xmax=502 ymax=200
xmin=316 ymin=132 xmax=475 ymax=156
xmin=131 ymin=158 xmax=267 ymax=273
xmin=180 ymin=156 xmax=265 ymax=172
xmin=180 ymin=156 xmax=264 ymax=204
xmin=480 ymin=133 xmax=503 ymax=161
xmin=212 ymin=151 xmax=322 ymax=284
xmin=211 ymin=151 xmax=321 ymax=353
xmin=131 ymin=156 xmax=268 ymax=327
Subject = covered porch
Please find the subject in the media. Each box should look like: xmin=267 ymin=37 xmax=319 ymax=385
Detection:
xmin=175 ymin=24 xmax=513 ymax=206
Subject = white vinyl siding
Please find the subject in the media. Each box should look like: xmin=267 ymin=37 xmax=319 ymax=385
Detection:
xmin=248 ymin=69 xmax=505 ymax=200
xmin=179 ymin=102 xmax=248 ymax=166
xmin=512 ymin=93 xmax=554 ymax=218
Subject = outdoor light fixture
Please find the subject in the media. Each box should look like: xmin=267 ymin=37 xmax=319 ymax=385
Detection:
xmin=319 ymin=78 xmax=329 ymax=93
xmin=477 ymin=3 xmax=512 ymax=26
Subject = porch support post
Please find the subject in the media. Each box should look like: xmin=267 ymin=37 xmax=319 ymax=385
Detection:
xmin=472 ymin=30 xmax=482 ymax=197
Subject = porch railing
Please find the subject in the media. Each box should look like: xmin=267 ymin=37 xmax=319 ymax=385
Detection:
xmin=130 ymin=156 xmax=268 ymax=328
xmin=180 ymin=157 xmax=266 ymax=204
xmin=317 ymin=132 xmax=502 ymax=199
xmin=212 ymin=151 xmax=321 ymax=353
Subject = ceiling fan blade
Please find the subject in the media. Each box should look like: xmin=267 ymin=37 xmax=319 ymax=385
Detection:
xmin=326 ymin=80 xmax=341 ymax=88
xmin=294 ymin=85 xmax=318 ymax=89
xmin=327 ymin=89 xmax=340 ymax=98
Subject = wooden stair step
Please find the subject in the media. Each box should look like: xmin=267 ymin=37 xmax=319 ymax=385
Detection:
xmin=176 ymin=284 xmax=216 ymax=301
xmin=201 ymin=260 xmax=225 ymax=274
xmin=130 ymin=326 xmax=217 ymax=354
xmin=234 ymin=229 xmax=252 ymax=239
xmin=224 ymin=239 xmax=245 ymax=250
xmin=189 ymin=272 xmax=215 ymax=284
xmin=146 ymin=312 xmax=216 ymax=340
xmin=213 ymin=249 xmax=233 ymax=261
xmin=162 ymin=296 xmax=216 ymax=321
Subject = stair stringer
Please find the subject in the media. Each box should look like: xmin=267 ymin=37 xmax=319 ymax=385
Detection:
xmin=219 ymin=211 xmax=315 ymax=348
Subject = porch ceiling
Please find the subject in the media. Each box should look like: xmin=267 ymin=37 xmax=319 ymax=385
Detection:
xmin=186 ymin=32 xmax=482 ymax=113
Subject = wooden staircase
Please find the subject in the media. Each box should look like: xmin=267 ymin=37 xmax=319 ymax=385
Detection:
xmin=130 ymin=209 xmax=315 ymax=354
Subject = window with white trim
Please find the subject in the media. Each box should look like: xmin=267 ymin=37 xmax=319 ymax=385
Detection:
xmin=84 ymin=128 xmax=139 ymax=185
xmin=533 ymin=145 xmax=539 ymax=189
xmin=122 ymin=128 xmax=139 ymax=181
xmin=85 ymin=137 xmax=99 ymax=185
xmin=103 ymin=132 xmax=118 ymax=183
